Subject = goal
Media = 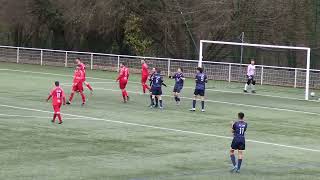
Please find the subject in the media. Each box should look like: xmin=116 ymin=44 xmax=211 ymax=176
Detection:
xmin=198 ymin=40 xmax=311 ymax=100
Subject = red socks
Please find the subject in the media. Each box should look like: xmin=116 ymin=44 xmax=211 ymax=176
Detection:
xmin=53 ymin=114 xmax=57 ymax=122
xmin=69 ymin=92 xmax=75 ymax=102
xmin=53 ymin=113 xmax=62 ymax=123
xmin=57 ymin=114 xmax=62 ymax=123
xmin=80 ymin=92 xmax=86 ymax=103
xmin=86 ymin=83 xmax=93 ymax=91
xmin=142 ymin=84 xmax=150 ymax=93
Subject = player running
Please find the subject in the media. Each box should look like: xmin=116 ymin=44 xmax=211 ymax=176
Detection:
xmin=244 ymin=59 xmax=256 ymax=93
xmin=190 ymin=67 xmax=207 ymax=112
xmin=169 ymin=67 xmax=185 ymax=105
xmin=141 ymin=60 xmax=150 ymax=93
xmin=150 ymin=68 xmax=166 ymax=109
xmin=116 ymin=62 xmax=130 ymax=103
xmin=66 ymin=66 xmax=86 ymax=105
xmin=75 ymin=58 xmax=93 ymax=94
xmin=47 ymin=81 xmax=66 ymax=124
xmin=230 ymin=112 xmax=248 ymax=173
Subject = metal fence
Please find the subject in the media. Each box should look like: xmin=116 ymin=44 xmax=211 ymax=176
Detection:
xmin=1 ymin=45 xmax=320 ymax=89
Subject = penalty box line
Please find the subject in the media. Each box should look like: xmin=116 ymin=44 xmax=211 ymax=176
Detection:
xmin=0 ymin=103 xmax=319 ymax=153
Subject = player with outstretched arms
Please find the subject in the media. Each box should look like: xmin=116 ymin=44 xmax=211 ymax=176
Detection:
xmin=141 ymin=60 xmax=150 ymax=94
xmin=169 ymin=67 xmax=185 ymax=105
xmin=190 ymin=67 xmax=207 ymax=112
xmin=75 ymin=58 xmax=93 ymax=94
xmin=67 ymin=66 xmax=86 ymax=105
xmin=244 ymin=59 xmax=256 ymax=93
xmin=150 ymin=68 xmax=166 ymax=109
xmin=116 ymin=62 xmax=130 ymax=103
xmin=230 ymin=112 xmax=248 ymax=173
xmin=47 ymin=81 xmax=66 ymax=124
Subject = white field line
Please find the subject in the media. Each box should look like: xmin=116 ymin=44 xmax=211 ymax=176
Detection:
xmin=0 ymin=68 xmax=315 ymax=102
xmin=0 ymin=103 xmax=319 ymax=153
xmin=0 ymin=113 xmax=84 ymax=120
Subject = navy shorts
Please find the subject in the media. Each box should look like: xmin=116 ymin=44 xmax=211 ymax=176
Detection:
xmin=152 ymin=87 xmax=162 ymax=96
xmin=231 ymin=137 xmax=246 ymax=150
xmin=173 ymin=85 xmax=183 ymax=93
xmin=194 ymin=89 xmax=205 ymax=96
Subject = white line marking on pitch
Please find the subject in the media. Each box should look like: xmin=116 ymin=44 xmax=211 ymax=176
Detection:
xmin=0 ymin=103 xmax=319 ymax=153
xmin=0 ymin=113 xmax=85 ymax=120
xmin=0 ymin=68 xmax=315 ymax=102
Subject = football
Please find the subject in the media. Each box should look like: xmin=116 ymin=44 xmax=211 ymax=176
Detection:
xmin=310 ymin=92 xmax=315 ymax=97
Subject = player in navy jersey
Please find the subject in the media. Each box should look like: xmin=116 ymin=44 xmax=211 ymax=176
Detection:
xmin=190 ymin=67 xmax=207 ymax=112
xmin=169 ymin=67 xmax=185 ymax=105
xmin=150 ymin=68 xmax=166 ymax=109
xmin=230 ymin=112 xmax=248 ymax=173
xmin=149 ymin=67 xmax=158 ymax=107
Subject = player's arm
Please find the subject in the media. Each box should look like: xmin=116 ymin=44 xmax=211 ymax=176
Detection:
xmin=116 ymin=70 xmax=123 ymax=81
xmin=231 ymin=121 xmax=235 ymax=133
xmin=181 ymin=74 xmax=186 ymax=81
xmin=46 ymin=91 xmax=53 ymax=102
xmin=62 ymin=91 xmax=66 ymax=105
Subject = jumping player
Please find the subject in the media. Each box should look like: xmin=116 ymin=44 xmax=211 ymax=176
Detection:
xmin=169 ymin=67 xmax=185 ymax=105
xmin=66 ymin=66 xmax=86 ymax=105
xmin=116 ymin=62 xmax=130 ymax=103
xmin=47 ymin=81 xmax=66 ymax=124
xmin=75 ymin=58 xmax=93 ymax=93
xmin=244 ymin=59 xmax=256 ymax=93
xmin=150 ymin=68 xmax=166 ymax=109
xmin=190 ymin=67 xmax=207 ymax=112
xmin=141 ymin=60 xmax=150 ymax=93
xmin=230 ymin=112 xmax=248 ymax=173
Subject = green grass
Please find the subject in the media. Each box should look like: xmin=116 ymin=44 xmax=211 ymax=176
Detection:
xmin=0 ymin=62 xmax=319 ymax=180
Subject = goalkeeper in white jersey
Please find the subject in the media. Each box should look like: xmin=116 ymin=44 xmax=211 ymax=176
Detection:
xmin=244 ymin=59 xmax=256 ymax=93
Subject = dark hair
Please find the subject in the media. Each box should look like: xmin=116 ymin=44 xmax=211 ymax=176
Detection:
xmin=238 ymin=112 xmax=245 ymax=119
xmin=156 ymin=68 xmax=161 ymax=73
xmin=55 ymin=81 xmax=60 ymax=86
xmin=76 ymin=58 xmax=81 ymax=60
xmin=121 ymin=62 xmax=126 ymax=66
xmin=197 ymin=67 xmax=203 ymax=73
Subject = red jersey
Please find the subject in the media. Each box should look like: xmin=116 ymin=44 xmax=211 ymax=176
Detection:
xmin=79 ymin=63 xmax=86 ymax=73
xmin=117 ymin=67 xmax=129 ymax=82
xmin=141 ymin=63 xmax=149 ymax=77
xmin=73 ymin=69 xmax=84 ymax=84
xmin=48 ymin=86 xmax=65 ymax=105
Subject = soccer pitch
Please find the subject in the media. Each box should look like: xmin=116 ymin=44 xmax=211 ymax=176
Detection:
xmin=0 ymin=62 xmax=319 ymax=180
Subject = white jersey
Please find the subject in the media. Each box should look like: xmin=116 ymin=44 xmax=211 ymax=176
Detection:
xmin=247 ymin=64 xmax=255 ymax=76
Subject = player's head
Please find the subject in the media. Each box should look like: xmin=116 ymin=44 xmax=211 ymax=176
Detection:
xmin=177 ymin=67 xmax=183 ymax=72
xmin=197 ymin=67 xmax=203 ymax=73
xmin=75 ymin=58 xmax=81 ymax=64
xmin=141 ymin=59 xmax=145 ymax=64
xmin=120 ymin=62 xmax=126 ymax=68
xmin=238 ymin=112 xmax=245 ymax=120
xmin=251 ymin=59 xmax=255 ymax=65
xmin=54 ymin=81 xmax=60 ymax=87
xmin=156 ymin=68 xmax=161 ymax=74
xmin=151 ymin=67 xmax=156 ymax=73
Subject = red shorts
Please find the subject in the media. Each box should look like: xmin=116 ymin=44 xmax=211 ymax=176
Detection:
xmin=53 ymin=103 xmax=62 ymax=114
xmin=119 ymin=80 xmax=128 ymax=89
xmin=72 ymin=82 xmax=84 ymax=92
xmin=141 ymin=75 xmax=148 ymax=84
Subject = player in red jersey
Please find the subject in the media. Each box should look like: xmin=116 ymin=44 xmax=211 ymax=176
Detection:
xmin=66 ymin=66 xmax=86 ymax=105
xmin=47 ymin=81 xmax=66 ymax=124
xmin=75 ymin=58 xmax=93 ymax=93
xmin=116 ymin=62 xmax=130 ymax=103
xmin=141 ymin=60 xmax=150 ymax=93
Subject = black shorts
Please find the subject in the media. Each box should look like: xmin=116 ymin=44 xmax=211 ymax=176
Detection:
xmin=173 ymin=85 xmax=183 ymax=93
xmin=231 ymin=137 xmax=246 ymax=150
xmin=194 ymin=89 xmax=205 ymax=96
xmin=152 ymin=87 xmax=162 ymax=96
xmin=247 ymin=75 xmax=256 ymax=85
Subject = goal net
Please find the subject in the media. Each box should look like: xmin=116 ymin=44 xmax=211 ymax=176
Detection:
xmin=198 ymin=40 xmax=312 ymax=100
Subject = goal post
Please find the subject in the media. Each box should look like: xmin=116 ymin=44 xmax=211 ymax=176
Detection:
xmin=198 ymin=40 xmax=311 ymax=100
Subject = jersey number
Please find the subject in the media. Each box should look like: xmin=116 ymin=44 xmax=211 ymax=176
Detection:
xmin=56 ymin=91 xmax=61 ymax=98
xmin=239 ymin=127 xmax=245 ymax=135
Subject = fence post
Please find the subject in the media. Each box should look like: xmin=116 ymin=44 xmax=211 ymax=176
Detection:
xmin=294 ymin=68 xmax=297 ymax=88
xmin=260 ymin=66 xmax=264 ymax=85
xmin=16 ymin=48 xmax=20 ymax=63
xmin=65 ymin=52 xmax=68 ymax=67
xmin=228 ymin=64 xmax=231 ymax=82
xmin=167 ymin=59 xmax=171 ymax=77
xmin=90 ymin=53 xmax=93 ymax=70
xmin=40 ymin=49 xmax=43 ymax=66
xmin=117 ymin=56 xmax=120 ymax=72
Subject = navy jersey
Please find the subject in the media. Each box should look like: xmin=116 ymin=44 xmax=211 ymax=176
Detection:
xmin=151 ymin=73 xmax=163 ymax=88
xmin=149 ymin=72 xmax=155 ymax=86
xmin=195 ymin=73 xmax=207 ymax=90
xmin=173 ymin=72 xmax=184 ymax=86
xmin=232 ymin=120 xmax=248 ymax=138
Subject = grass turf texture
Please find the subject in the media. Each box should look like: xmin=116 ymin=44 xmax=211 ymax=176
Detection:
xmin=0 ymin=62 xmax=319 ymax=180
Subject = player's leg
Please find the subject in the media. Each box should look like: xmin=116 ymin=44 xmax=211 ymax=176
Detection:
xmin=149 ymin=91 xmax=154 ymax=107
xmin=244 ymin=77 xmax=250 ymax=93
xmin=52 ymin=105 xmax=57 ymax=123
xmin=230 ymin=149 xmax=237 ymax=172
xmin=190 ymin=90 xmax=197 ymax=111
xmin=236 ymin=150 xmax=244 ymax=173
xmin=78 ymin=83 xmax=86 ymax=105
xmin=158 ymin=95 xmax=163 ymax=109
xmin=56 ymin=104 xmax=62 ymax=124
xmin=200 ymin=95 xmax=205 ymax=112
xmin=84 ymin=81 xmax=93 ymax=92
xmin=67 ymin=89 xmax=75 ymax=104
xmin=141 ymin=76 xmax=149 ymax=93
xmin=251 ymin=79 xmax=256 ymax=93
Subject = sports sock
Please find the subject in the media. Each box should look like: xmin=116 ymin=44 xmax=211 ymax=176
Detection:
xmin=142 ymin=84 xmax=146 ymax=93
xmin=150 ymin=95 xmax=154 ymax=105
xmin=53 ymin=114 xmax=57 ymax=122
xmin=230 ymin=155 xmax=236 ymax=166
xmin=192 ymin=100 xmax=196 ymax=108
xmin=177 ymin=97 xmax=181 ymax=102
xmin=237 ymin=159 xmax=242 ymax=170
xmin=244 ymin=84 xmax=248 ymax=90
xmin=80 ymin=92 xmax=86 ymax=103
xmin=69 ymin=92 xmax=75 ymax=102
xmin=174 ymin=96 xmax=178 ymax=102
xmin=86 ymin=83 xmax=93 ymax=91
xmin=201 ymin=101 xmax=205 ymax=110
xmin=159 ymin=100 xmax=163 ymax=107
xmin=155 ymin=97 xmax=159 ymax=106
xmin=57 ymin=114 xmax=62 ymax=123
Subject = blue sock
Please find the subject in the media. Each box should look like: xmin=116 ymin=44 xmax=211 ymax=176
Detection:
xmin=177 ymin=97 xmax=180 ymax=102
xmin=230 ymin=155 xmax=236 ymax=167
xmin=159 ymin=100 xmax=163 ymax=107
xmin=150 ymin=95 xmax=154 ymax=105
xmin=201 ymin=101 xmax=205 ymax=110
xmin=174 ymin=96 xmax=178 ymax=102
xmin=237 ymin=159 xmax=242 ymax=170
xmin=192 ymin=100 xmax=196 ymax=108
